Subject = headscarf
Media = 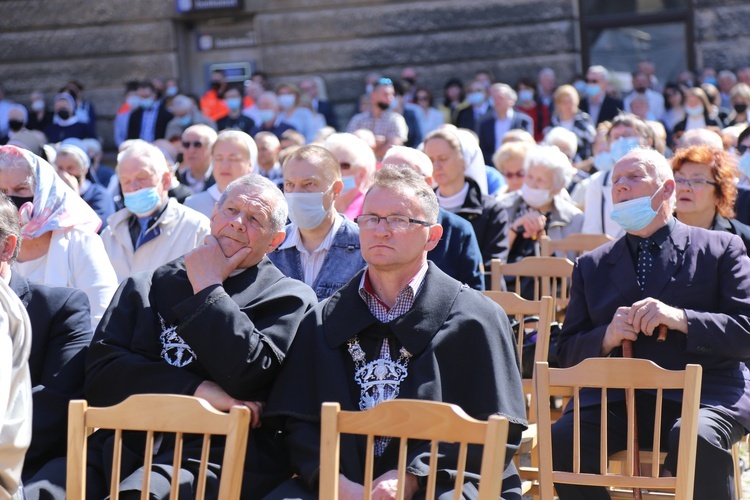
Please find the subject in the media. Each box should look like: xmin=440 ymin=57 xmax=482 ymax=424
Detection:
xmin=57 ymin=142 xmax=91 ymax=173
xmin=8 ymin=104 xmax=28 ymax=125
xmin=0 ymin=145 xmax=101 ymax=238
xmin=52 ymin=93 xmax=79 ymax=127
xmin=454 ymin=129 xmax=489 ymax=195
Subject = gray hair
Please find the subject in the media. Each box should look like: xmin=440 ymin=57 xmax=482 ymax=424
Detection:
xmin=170 ymin=95 xmax=193 ymax=112
xmin=183 ymin=124 xmax=218 ymax=147
xmin=523 ymin=144 xmax=576 ymax=192
xmin=214 ymin=130 xmax=258 ymax=167
xmin=0 ymin=194 xmax=21 ymax=263
xmin=619 ymin=147 xmax=675 ymax=209
xmin=489 ymin=83 xmax=517 ymax=103
xmin=382 ymin=145 xmax=433 ymax=177
xmin=542 ymin=127 xmax=578 ymax=161
xmin=258 ymin=91 xmax=279 ymax=108
xmin=369 ymin=164 xmax=439 ymax=224
xmin=588 ymin=65 xmax=610 ymax=82
xmin=218 ymin=174 xmax=288 ymax=232
xmin=116 ymin=140 xmax=170 ymax=175
xmin=718 ymin=70 xmax=737 ymax=84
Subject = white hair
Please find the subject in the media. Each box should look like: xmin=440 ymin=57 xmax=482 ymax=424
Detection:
xmin=542 ymin=127 xmax=578 ymax=160
xmin=116 ymin=140 xmax=169 ymax=175
xmin=523 ymin=144 xmax=576 ymax=191
xmin=215 ymin=130 xmax=258 ymax=167
xmin=620 ymin=147 xmax=676 ymax=209
xmin=170 ymin=95 xmax=193 ymax=112
xmin=588 ymin=65 xmax=610 ymax=82
xmin=323 ymin=133 xmax=376 ymax=175
xmin=219 ymin=174 xmax=288 ymax=232
xmin=490 ymin=83 xmax=517 ymax=103
xmin=382 ymin=145 xmax=433 ymax=177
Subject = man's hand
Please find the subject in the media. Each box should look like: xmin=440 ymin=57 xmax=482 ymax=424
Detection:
xmin=338 ymin=474 xmax=365 ymax=500
xmin=184 ymin=236 xmax=251 ymax=294
xmin=511 ymin=211 xmax=547 ymax=239
xmin=193 ymin=381 xmax=263 ymax=428
xmin=627 ymin=297 xmax=688 ymax=336
xmin=601 ymin=306 xmax=640 ymax=356
xmin=371 ymin=470 xmax=419 ymax=500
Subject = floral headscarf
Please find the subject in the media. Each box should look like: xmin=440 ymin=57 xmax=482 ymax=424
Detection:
xmin=0 ymin=145 xmax=101 ymax=238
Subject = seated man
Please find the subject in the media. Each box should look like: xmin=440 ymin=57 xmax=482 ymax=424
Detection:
xmin=27 ymin=174 xmax=319 ymax=500
xmin=269 ymin=144 xmax=365 ymax=301
xmin=383 ymin=145 xmax=485 ymax=290
xmin=265 ymin=165 xmax=527 ymax=498
xmin=101 ymin=140 xmax=211 ymax=282
xmin=0 ymin=195 xmax=92 ymax=483
xmin=553 ymin=147 xmax=750 ymax=500
xmin=176 ymin=124 xmax=218 ymax=195
xmin=0 ymin=273 xmax=32 ymax=500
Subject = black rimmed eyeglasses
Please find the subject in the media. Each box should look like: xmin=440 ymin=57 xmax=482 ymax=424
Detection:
xmin=354 ymin=214 xmax=431 ymax=230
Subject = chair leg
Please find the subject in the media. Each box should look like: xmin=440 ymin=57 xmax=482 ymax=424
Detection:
xmin=732 ymin=441 xmax=742 ymax=500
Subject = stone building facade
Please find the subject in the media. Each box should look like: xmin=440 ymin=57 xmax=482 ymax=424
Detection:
xmin=0 ymin=0 xmax=747 ymax=148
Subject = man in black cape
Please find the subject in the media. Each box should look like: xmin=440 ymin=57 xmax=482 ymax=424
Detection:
xmin=264 ymin=164 xmax=527 ymax=499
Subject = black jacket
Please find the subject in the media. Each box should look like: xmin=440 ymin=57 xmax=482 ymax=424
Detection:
xmin=579 ymin=94 xmax=624 ymax=125
xmin=127 ymin=105 xmax=174 ymax=141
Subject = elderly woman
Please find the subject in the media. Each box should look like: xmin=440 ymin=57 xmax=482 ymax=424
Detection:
xmin=424 ymin=128 xmax=509 ymax=279
xmin=184 ymin=130 xmax=256 ymax=217
xmin=549 ymin=84 xmax=597 ymax=162
xmin=323 ymin=132 xmax=376 ymax=220
xmin=493 ymin=141 xmax=533 ymax=197
xmin=672 ymin=144 xmax=750 ymax=249
xmin=499 ymin=144 xmax=583 ymax=257
xmin=0 ymin=145 xmax=117 ymax=328
xmin=672 ymin=87 xmax=723 ymax=138
xmin=55 ymin=142 xmax=115 ymax=231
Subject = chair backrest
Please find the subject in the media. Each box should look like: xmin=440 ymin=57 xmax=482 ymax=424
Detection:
xmin=66 ymin=394 xmax=251 ymax=500
xmin=490 ymin=257 xmax=574 ymax=311
xmin=481 ymin=291 xmax=554 ymax=419
xmin=535 ymin=359 xmax=702 ymax=499
xmin=319 ymin=399 xmax=510 ymax=500
xmin=539 ymin=233 xmax=613 ymax=258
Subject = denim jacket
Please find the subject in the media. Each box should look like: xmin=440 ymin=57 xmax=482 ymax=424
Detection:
xmin=269 ymin=217 xmax=366 ymax=301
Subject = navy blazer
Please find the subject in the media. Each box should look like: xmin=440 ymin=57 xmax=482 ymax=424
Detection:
xmin=126 ymin=105 xmax=174 ymax=141
xmin=478 ymin=111 xmax=534 ymax=165
xmin=10 ymin=272 xmax=93 ymax=480
xmin=316 ymin=99 xmax=338 ymax=130
xmin=557 ymin=220 xmax=750 ymax=430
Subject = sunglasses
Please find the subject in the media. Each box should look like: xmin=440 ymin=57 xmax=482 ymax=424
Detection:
xmin=339 ymin=162 xmax=352 ymax=170
xmin=586 ymin=79 xmax=601 ymax=84
xmin=182 ymin=141 xmax=204 ymax=149
xmin=504 ymin=171 xmax=525 ymax=179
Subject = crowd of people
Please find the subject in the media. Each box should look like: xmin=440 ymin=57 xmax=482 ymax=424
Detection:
xmin=0 ymin=58 xmax=748 ymax=499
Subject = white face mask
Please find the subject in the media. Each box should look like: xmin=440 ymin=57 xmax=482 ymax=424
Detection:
xmin=278 ymin=94 xmax=296 ymax=110
xmin=521 ymin=183 xmax=553 ymax=208
xmin=285 ymin=188 xmax=332 ymax=230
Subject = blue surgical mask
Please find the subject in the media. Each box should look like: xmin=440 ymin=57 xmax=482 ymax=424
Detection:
xmin=341 ymin=175 xmax=357 ymax=193
xmin=586 ymin=84 xmax=602 ymax=98
xmin=610 ymin=187 xmax=662 ymax=232
xmin=739 ymin=153 xmax=750 ymax=179
xmin=466 ymin=92 xmax=485 ymax=106
xmin=593 ymin=151 xmax=614 ymax=172
xmin=124 ymin=186 xmax=162 ymax=216
xmin=225 ymin=97 xmax=242 ymax=111
xmin=685 ymin=105 xmax=704 ymax=116
xmin=609 ymin=137 xmax=641 ymax=163
xmin=278 ymin=94 xmax=296 ymax=110
xmin=573 ymin=81 xmax=587 ymax=95
xmin=140 ymin=97 xmax=155 ymax=109
xmin=165 ymin=86 xmax=179 ymax=97
xmin=178 ymin=115 xmax=192 ymax=127
xmin=704 ymin=77 xmax=718 ymax=87
xmin=518 ymin=89 xmax=534 ymax=103
xmin=285 ymin=189 xmax=330 ymax=230
xmin=259 ymin=109 xmax=276 ymax=124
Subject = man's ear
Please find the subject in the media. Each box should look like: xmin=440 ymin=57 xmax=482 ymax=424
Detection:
xmin=424 ymin=224 xmax=443 ymax=252
xmin=267 ymin=230 xmax=286 ymax=253
xmin=1 ymin=235 xmax=17 ymax=263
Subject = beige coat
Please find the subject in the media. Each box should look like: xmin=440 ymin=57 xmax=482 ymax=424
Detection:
xmin=102 ymin=198 xmax=211 ymax=283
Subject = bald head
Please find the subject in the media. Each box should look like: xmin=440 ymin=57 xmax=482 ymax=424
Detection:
xmin=382 ymin=146 xmax=434 ymax=184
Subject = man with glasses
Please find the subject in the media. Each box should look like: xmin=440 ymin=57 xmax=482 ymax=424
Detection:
xmin=346 ymin=77 xmax=408 ymax=160
xmin=580 ymin=65 xmax=623 ymax=125
xmin=176 ymin=124 xmax=217 ymax=194
xmin=265 ymin=164 xmax=526 ymax=499
xmin=269 ymin=145 xmax=365 ymax=301
xmin=40 ymin=174 xmax=318 ymax=500
xmin=101 ymin=140 xmax=210 ymax=281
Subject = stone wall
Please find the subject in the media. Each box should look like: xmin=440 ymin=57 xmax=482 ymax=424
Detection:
xmin=693 ymin=0 xmax=750 ymax=72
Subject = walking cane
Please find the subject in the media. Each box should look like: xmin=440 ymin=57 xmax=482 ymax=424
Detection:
xmin=621 ymin=324 xmax=667 ymax=500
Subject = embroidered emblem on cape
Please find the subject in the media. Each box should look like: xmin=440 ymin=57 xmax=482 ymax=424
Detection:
xmin=347 ymin=337 xmax=412 ymax=411
xmin=159 ymin=314 xmax=196 ymax=367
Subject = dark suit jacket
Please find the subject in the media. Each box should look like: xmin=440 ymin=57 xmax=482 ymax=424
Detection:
xmin=454 ymin=105 xmax=491 ymax=133
xmin=580 ymin=94 xmax=623 ymax=125
xmin=735 ymin=185 xmax=750 ymax=226
xmin=10 ymin=272 xmax=93 ymax=480
xmin=556 ymin=220 xmax=750 ymax=430
xmin=127 ymin=105 xmax=174 ymax=141
xmin=478 ymin=110 xmax=534 ymax=165
xmin=316 ymin=99 xmax=338 ymax=130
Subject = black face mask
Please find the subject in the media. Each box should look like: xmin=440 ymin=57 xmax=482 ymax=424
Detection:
xmin=376 ymin=101 xmax=390 ymax=111
xmin=9 ymin=195 xmax=33 ymax=211
xmin=57 ymin=109 xmax=71 ymax=120
xmin=735 ymin=103 xmax=748 ymax=114
xmin=175 ymin=152 xmax=184 ymax=164
xmin=403 ymin=77 xmax=416 ymax=86
xmin=8 ymin=119 xmax=23 ymax=132
xmin=635 ymin=87 xmax=647 ymax=94
xmin=210 ymin=81 xmax=222 ymax=91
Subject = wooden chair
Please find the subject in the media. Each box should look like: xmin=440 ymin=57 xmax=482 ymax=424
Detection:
xmin=490 ymin=257 xmax=574 ymax=322
xmin=319 ymin=399 xmax=510 ymax=500
xmin=539 ymin=233 xmax=613 ymax=258
xmin=481 ymin=292 xmax=555 ymax=497
xmin=66 ymin=394 xmax=251 ymax=500
xmin=535 ymin=359 xmax=703 ymax=499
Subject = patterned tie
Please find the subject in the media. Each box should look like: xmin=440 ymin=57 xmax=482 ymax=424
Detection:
xmin=374 ymin=338 xmax=393 ymax=457
xmin=637 ymin=239 xmax=654 ymax=292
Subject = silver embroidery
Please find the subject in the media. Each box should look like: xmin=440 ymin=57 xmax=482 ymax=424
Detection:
xmin=159 ymin=314 xmax=196 ymax=367
xmin=347 ymin=336 xmax=412 ymax=411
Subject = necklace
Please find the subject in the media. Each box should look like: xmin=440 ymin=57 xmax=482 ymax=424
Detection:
xmin=347 ymin=336 xmax=412 ymax=411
